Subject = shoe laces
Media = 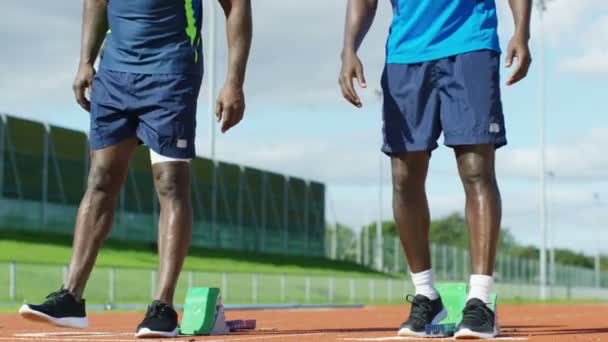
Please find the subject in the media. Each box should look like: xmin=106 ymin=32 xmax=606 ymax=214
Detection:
xmin=44 ymin=289 xmax=67 ymax=305
xmin=462 ymin=301 xmax=494 ymax=324
xmin=406 ymin=295 xmax=434 ymax=322
xmin=145 ymin=302 xmax=168 ymax=320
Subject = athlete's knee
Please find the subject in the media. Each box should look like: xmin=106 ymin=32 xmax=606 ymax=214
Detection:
xmin=155 ymin=168 xmax=188 ymax=200
xmin=86 ymin=165 xmax=122 ymax=195
xmin=460 ymin=162 xmax=495 ymax=190
xmin=392 ymin=165 xmax=424 ymax=203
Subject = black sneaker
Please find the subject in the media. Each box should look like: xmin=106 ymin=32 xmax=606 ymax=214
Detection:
xmin=135 ymin=300 xmax=179 ymax=338
xmin=398 ymin=294 xmax=447 ymax=337
xmin=455 ymin=298 xmax=499 ymax=339
xmin=18 ymin=288 xmax=88 ymax=328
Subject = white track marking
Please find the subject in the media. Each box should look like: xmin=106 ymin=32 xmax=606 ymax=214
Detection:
xmin=341 ymin=337 xmax=528 ymax=341
xmin=2 ymin=339 xmax=140 ymax=342
xmin=15 ymin=332 xmax=131 ymax=337
xmin=223 ymin=333 xmax=328 ymax=340
xmin=5 ymin=332 xmax=329 ymax=341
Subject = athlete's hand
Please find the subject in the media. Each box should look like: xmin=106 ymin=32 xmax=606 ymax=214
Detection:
xmin=339 ymin=50 xmax=367 ymax=108
xmin=73 ymin=63 xmax=96 ymax=112
xmin=505 ymin=34 xmax=532 ymax=86
xmin=216 ymin=82 xmax=245 ymax=133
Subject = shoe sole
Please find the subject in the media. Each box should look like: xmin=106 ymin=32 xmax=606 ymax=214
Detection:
xmin=18 ymin=305 xmax=88 ymax=329
xmin=454 ymin=327 xmax=499 ymax=339
xmin=135 ymin=327 xmax=179 ymax=338
xmin=397 ymin=307 xmax=448 ymax=337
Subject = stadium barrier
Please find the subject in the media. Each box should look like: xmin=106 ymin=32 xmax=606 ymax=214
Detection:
xmin=2 ymin=261 xmax=607 ymax=306
xmin=0 ymin=114 xmax=325 ymax=256
xmin=325 ymin=229 xmax=608 ymax=290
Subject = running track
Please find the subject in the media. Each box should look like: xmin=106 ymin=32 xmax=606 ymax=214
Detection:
xmin=1 ymin=304 xmax=607 ymax=341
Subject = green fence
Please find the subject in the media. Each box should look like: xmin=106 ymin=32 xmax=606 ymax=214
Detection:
xmin=3 ymin=261 xmax=607 ymax=306
xmin=325 ymin=228 xmax=608 ymax=290
xmin=0 ymin=114 xmax=325 ymax=256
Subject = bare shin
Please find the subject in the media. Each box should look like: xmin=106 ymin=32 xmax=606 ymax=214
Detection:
xmin=153 ymin=162 xmax=193 ymax=306
xmin=455 ymin=145 xmax=502 ymax=276
xmin=391 ymin=152 xmax=432 ymax=273
xmin=65 ymin=138 xmax=138 ymax=299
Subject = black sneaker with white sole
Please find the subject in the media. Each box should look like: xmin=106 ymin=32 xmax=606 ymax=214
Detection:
xmin=398 ymin=294 xmax=447 ymax=337
xmin=455 ymin=298 xmax=499 ymax=339
xmin=18 ymin=288 xmax=88 ymax=328
xmin=135 ymin=300 xmax=179 ymax=338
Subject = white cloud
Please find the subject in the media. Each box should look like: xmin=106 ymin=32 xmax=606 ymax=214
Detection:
xmin=497 ymin=127 xmax=608 ymax=181
xmin=558 ymin=15 xmax=608 ymax=76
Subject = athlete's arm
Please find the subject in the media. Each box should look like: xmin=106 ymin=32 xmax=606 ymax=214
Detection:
xmin=216 ymin=0 xmax=252 ymax=133
xmin=505 ymin=0 xmax=532 ymax=86
xmin=339 ymin=0 xmax=378 ymax=108
xmin=73 ymin=0 xmax=108 ymax=112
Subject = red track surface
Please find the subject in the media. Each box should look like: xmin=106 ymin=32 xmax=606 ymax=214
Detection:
xmin=1 ymin=304 xmax=607 ymax=341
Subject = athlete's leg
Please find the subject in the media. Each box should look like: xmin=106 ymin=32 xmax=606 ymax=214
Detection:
xmin=391 ymin=152 xmax=432 ymax=273
xmin=152 ymin=158 xmax=192 ymax=306
xmin=455 ymin=144 xmax=501 ymax=276
xmin=65 ymin=137 xmax=139 ymax=299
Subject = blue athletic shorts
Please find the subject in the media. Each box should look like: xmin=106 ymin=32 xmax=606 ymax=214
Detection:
xmin=89 ymin=68 xmax=203 ymax=158
xmin=381 ymin=50 xmax=506 ymax=155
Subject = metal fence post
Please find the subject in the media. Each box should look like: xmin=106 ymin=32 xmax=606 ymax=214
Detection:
xmin=282 ymin=177 xmax=289 ymax=253
xmin=462 ymin=249 xmax=468 ymax=280
xmin=280 ymin=275 xmax=286 ymax=302
xmin=9 ymin=261 xmax=16 ymax=300
xmin=328 ymin=277 xmax=334 ymax=303
xmin=109 ymin=267 xmax=115 ymax=303
xmin=442 ymin=244 xmax=448 ymax=280
xmin=260 ymin=173 xmax=267 ymax=252
xmin=222 ymin=272 xmax=228 ymax=301
xmin=151 ymin=270 xmax=157 ymax=299
xmin=62 ymin=265 xmax=68 ymax=284
xmin=41 ymin=126 xmax=49 ymax=229
xmin=252 ymin=273 xmax=258 ymax=304
xmin=393 ymin=237 xmax=399 ymax=273
xmin=305 ymin=277 xmax=311 ymax=303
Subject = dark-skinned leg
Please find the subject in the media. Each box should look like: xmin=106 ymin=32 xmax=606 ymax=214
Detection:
xmin=392 ymin=152 xmax=443 ymax=302
xmin=455 ymin=144 xmax=501 ymax=276
xmin=391 ymin=152 xmax=432 ymax=273
xmin=455 ymin=144 xmax=501 ymax=305
xmin=65 ymin=138 xmax=140 ymax=300
xmin=394 ymin=151 xmax=448 ymax=337
xmin=152 ymin=161 xmax=193 ymax=306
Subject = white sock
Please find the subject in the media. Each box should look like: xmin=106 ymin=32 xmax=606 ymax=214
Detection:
xmin=467 ymin=274 xmax=494 ymax=303
xmin=411 ymin=269 xmax=439 ymax=300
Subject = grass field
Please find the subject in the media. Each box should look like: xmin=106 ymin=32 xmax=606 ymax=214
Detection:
xmin=0 ymin=229 xmax=385 ymax=278
xmin=0 ymin=229 xmax=403 ymax=305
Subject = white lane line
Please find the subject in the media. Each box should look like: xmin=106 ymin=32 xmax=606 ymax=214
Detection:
xmin=1 ymin=339 xmax=140 ymax=342
xmin=14 ymin=332 xmax=131 ymax=337
xmin=223 ymin=333 xmax=328 ymax=340
xmin=2 ymin=339 xmax=196 ymax=342
xmin=340 ymin=337 xmax=528 ymax=341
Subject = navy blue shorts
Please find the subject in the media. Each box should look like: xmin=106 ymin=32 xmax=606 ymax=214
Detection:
xmin=381 ymin=50 xmax=506 ymax=154
xmin=89 ymin=68 xmax=203 ymax=158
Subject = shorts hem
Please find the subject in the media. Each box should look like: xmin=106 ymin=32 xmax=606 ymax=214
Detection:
xmin=88 ymin=131 xmax=137 ymax=151
xmin=136 ymin=132 xmax=195 ymax=160
xmin=443 ymin=135 xmax=507 ymax=149
xmin=381 ymin=142 xmax=439 ymax=156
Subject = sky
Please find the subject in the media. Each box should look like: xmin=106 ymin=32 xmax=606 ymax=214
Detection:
xmin=1 ymin=0 xmax=607 ymax=254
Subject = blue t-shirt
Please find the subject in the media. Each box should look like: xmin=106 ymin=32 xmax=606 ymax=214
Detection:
xmin=386 ymin=0 xmax=501 ymax=64
xmin=101 ymin=0 xmax=203 ymax=75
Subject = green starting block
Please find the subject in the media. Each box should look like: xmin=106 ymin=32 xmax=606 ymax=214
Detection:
xmin=424 ymin=283 xmax=497 ymax=337
xmin=180 ymin=287 xmax=225 ymax=335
